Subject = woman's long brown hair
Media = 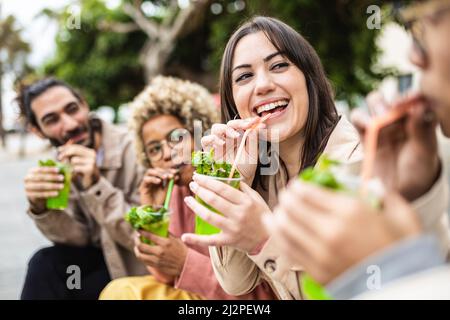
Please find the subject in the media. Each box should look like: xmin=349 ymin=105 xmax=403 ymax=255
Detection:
xmin=219 ymin=16 xmax=339 ymax=189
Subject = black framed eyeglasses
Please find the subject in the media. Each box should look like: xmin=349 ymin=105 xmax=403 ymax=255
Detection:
xmin=398 ymin=0 xmax=450 ymax=57
xmin=145 ymin=128 xmax=191 ymax=162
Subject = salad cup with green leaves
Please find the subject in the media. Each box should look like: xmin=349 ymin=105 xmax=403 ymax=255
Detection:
xmin=125 ymin=205 xmax=171 ymax=245
xmin=38 ymin=159 xmax=72 ymax=210
xmin=300 ymin=155 xmax=382 ymax=207
xmin=191 ymin=150 xmax=241 ymax=235
xmin=298 ymin=154 xmax=382 ymax=300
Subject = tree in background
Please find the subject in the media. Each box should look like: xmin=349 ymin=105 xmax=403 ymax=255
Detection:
xmin=118 ymin=0 xmax=212 ymax=82
xmin=40 ymin=0 xmax=213 ymax=120
xmin=37 ymin=0 xmax=394 ymax=117
xmin=0 ymin=5 xmax=30 ymax=148
xmin=42 ymin=0 xmax=147 ymax=118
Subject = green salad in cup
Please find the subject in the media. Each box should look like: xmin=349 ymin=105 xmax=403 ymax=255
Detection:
xmin=297 ymin=155 xmax=342 ymax=300
xmin=125 ymin=205 xmax=170 ymax=244
xmin=38 ymin=159 xmax=71 ymax=210
xmin=298 ymin=154 xmax=381 ymax=300
xmin=191 ymin=149 xmax=241 ymax=235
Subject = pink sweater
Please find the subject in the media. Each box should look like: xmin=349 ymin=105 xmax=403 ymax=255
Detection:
xmin=169 ymin=185 xmax=276 ymax=300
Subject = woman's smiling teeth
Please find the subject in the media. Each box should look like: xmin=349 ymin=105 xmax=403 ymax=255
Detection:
xmin=255 ymin=99 xmax=289 ymax=117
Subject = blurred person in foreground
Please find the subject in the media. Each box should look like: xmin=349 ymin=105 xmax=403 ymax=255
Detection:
xmin=265 ymin=0 xmax=450 ymax=299
xmin=17 ymin=78 xmax=146 ymax=299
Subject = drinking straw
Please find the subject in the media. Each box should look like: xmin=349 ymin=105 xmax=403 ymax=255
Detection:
xmin=163 ymin=178 xmax=175 ymax=210
xmin=228 ymin=114 xmax=272 ymax=180
xmin=360 ymin=95 xmax=422 ymax=190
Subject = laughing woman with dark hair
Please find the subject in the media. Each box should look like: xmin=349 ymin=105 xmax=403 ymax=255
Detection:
xmin=180 ymin=16 xmax=362 ymax=300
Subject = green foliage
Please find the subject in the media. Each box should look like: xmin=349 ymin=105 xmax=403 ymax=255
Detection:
xmin=0 ymin=13 xmax=31 ymax=142
xmin=208 ymin=0 xmax=393 ymax=105
xmin=41 ymin=0 xmax=396 ymax=114
xmin=42 ymin=0 xmax=146 ymax=114
xmin=0 ymin=14 xmax=30 ymax=72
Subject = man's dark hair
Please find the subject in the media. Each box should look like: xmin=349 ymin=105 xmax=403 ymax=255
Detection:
xmin=16 ymin=77 xmax=84 ymax=128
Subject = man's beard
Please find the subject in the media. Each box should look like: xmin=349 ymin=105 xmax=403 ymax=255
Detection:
xmin=48 ymin=121 xmax=96 ymax=149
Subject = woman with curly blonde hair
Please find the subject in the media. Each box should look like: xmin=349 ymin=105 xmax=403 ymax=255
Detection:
xmin=100 ymin=76 xmax=275 ymax=300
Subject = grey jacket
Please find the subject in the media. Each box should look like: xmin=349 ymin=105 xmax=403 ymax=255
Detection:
xmin=327 ymin=234 xmax=446 ymax=299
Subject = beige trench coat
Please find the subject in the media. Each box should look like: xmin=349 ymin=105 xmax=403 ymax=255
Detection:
xmin=27 ymin=118 xmax=148 ymax=279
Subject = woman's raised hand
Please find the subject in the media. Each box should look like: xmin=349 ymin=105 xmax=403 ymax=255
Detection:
xmin=139 ymin=168 xmax=178 ymax=206
xmin=201 ymin=117 xmax=265 ymax=185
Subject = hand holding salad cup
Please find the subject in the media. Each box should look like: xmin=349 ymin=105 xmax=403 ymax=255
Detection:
xmin=181 ymin=150 xmax=271 ymax=253
xmin=263 ymin=155 xmax=422 ymax=299
xmin=125 ymin=204 xmax=187 ymax=281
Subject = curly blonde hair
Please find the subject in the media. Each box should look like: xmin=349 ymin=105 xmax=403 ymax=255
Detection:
xmin=129 ymin=75 xmax=220 ymax=167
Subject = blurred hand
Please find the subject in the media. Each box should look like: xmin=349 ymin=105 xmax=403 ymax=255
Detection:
xmin=352 ymin=91 xmax=440 ymax=201
xmin=181 ymin=174 xmax=270 ymax=253
xmin=264 ymin=180 xmax=422 ymax=285
xmin=139 ymin=168 xmax=179 ymax=206
xmin=201 ymin=117 xmax=265 ymax=185
xmin=58 ymin=144 xmax=100 ymax=190
xmin=24 ymin=166 xmax=65 ymax=213
xmin=134 ymin=231 xmax=187 ymax=278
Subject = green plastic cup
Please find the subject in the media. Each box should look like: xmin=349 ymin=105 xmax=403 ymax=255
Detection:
xmin=141 ymin=209 xmax=171 ymax=237
xmin=194 ymin=174 xmax=241 ymax=235
xmin=136 ymin=205 xmax=171 ymax=245
xmin=300 ymin=273 xmax=332 ymax=300
xmin=39 ymin=160 xmax=71 ymax=210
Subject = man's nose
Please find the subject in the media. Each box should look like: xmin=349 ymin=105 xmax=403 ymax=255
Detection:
xmin=409 ymin=40 xmax=428 ymax=69
xmin=61 ymin=113 xmax=79 ymax=132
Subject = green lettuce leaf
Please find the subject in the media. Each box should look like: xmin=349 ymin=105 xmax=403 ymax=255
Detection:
xmin=299 ymin=154 xmax=345 ymax=191
xmin=125 ymin=205 xmax=168 ymax=230
xmin=191 ymin=149 xmax=240 ymax=179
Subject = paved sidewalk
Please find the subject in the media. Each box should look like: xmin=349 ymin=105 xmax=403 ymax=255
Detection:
xmin=0 ymin=135 xmax=51 ymax=299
